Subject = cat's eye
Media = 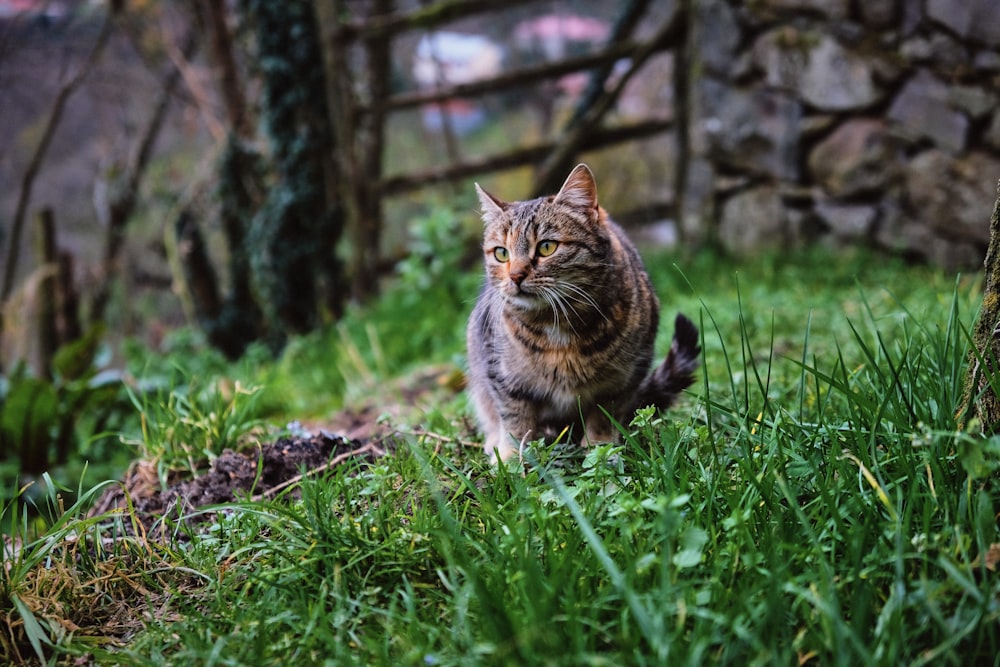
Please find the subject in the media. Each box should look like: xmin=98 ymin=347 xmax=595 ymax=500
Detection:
xmin=536 ymin=240 xmax=559 ymax=257
xmin=493 ymin=247 xmax=509 ymax=262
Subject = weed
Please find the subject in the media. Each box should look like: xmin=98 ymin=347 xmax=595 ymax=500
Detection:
xmin=122 ymin=375 xmax=266 ymax=487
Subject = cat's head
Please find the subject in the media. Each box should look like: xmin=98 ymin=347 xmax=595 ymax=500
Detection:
xmin=475 ymin=164 xmax=611 ymax=310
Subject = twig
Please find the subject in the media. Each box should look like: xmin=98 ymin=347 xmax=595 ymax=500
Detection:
xmin=399 ymin=426 xmax=479 ymax=447
xmin=570 ymin=0 xmax=652 ymax=125
xmin=252 ymin=442 xmax=386 ymax=501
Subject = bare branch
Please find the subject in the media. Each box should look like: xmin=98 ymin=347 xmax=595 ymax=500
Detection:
xmin=90 ymin=30 xmax=200 ymax=324
xmin=196 ymin=0 xmax=252 ymax=139
xmin=1 ymin=11 xmax=115 ymax=303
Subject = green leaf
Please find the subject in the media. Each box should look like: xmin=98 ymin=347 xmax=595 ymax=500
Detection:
xmin=0 ymin=376 xmax=58 ymax=453
xmin=52 ymin=324 xmax=106 ymax=381
xmin=958 ymin=435 xmax=1000 ymax=479
xmin=672 ymin=526 xmax=709 ymax=569
xmin=11 ymin=593 xmax=50 ymax=663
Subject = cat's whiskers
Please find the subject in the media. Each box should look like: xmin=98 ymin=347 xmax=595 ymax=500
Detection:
xmin=554 ymin=280 xmax=609 ymax=323
xmin=538 ymin=285 xmax=581 ymax=336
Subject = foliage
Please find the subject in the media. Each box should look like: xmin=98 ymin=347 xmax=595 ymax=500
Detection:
xmin=121 ymin=204 xmax=479 ymax=418
xmin=0 ymin=326 xmax=133 ymax=506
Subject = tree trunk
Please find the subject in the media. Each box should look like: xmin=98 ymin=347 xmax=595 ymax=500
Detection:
xmin=958 ymin=180 xmax=1000 ymax=430
xmin=316 ymin=0 xmax=371 ymax=303
xmin=194 ymin=0 xmax=268 ymax=357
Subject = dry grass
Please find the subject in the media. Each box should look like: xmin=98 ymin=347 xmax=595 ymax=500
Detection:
xmin=2 ymin=491 xmax=206 ymax=665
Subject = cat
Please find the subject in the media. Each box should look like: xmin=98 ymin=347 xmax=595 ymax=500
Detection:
xmin=466 ymin=163 xmax=700 ymax=462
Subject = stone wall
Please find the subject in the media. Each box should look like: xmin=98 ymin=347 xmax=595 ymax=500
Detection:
xmin=679 ymin=0 xmax=1000 ymax=269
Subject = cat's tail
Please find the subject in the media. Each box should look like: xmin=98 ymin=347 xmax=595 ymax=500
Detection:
xmin=632 ymin=313 xmax=701 ymax=414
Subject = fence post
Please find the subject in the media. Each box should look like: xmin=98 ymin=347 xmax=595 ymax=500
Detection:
xmin=35 ymin=208 xmax=58 ymax=381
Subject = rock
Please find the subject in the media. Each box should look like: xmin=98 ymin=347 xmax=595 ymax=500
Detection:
xmin=859 ymin=0 xmax=898 ymax=27
xmin=926 ymin=0 xmax=1000 ymax=48
xmin=809 ymin=119 xmax=897 ymax=197
xmin=905 ymin=149 xmax=1000 ymax=244
xmin=697 ymin=78 xmax=801 ymax=180
xmin=753 ymin=28 xmax=882 ymax=111
xmin=799 ymin=115 xmax=838 ymax=139
xmin=869 ymin=53 xmax=906 ymax=85
xmin=714 ymin=174 xmax=753 ymax=194
xmin=974 ymin=49 xmax=1000 ymax=71
xmin=948 ymin=85 xmax=998 ymax=118
xmin=814 ymin=201 xmax=878 ymax=240
xmin=748 ymin=0 xmax=849 ymax=20
xmin=902 ymin=0 xmax=923 ymax=34
xmin=887 ymin=69 xmax=969 ymax=153
xmin=717 ymin=186 xmax=788 ymax=255
xmin=693 ymin=0 xmax=741 ymax=77
xmin=899 ymin=32 xmax=970 ymax=69
xmin=787 ymin=207 xmax=827 ymax=245
xmin=876 ymin=199 xmax=982 ymax=269
xmin=927 ymin=240 xmax=984 ymax=270
xmin=875 ymin=197 xmax=937 ymax=257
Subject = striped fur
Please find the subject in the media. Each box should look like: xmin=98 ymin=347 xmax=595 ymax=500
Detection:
xmin=466 ymin=164 xmax=700 ymax=461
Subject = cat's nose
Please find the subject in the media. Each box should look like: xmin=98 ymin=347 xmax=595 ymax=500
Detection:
xmin=509 ymin=262 xmax=529 ymax=285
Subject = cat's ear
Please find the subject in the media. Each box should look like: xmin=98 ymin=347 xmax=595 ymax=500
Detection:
xmin=475 ymin=183 xmax=507 ymax=220
xmin=554 ymin=164 xmax=599 ymax=213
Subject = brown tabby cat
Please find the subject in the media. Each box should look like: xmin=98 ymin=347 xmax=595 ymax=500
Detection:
xmin=466 ymin=163 xmax=700 ymax=461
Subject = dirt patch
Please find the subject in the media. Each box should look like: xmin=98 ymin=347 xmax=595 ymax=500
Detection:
xmin=90 ymin=428 xmax=390 ymax=537
xmin=90 ymin=364 xmax=472 ymax=536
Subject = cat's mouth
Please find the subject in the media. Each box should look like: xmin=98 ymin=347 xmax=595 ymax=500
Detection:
xmin=503 ymin=287 xmax=543 ymax=309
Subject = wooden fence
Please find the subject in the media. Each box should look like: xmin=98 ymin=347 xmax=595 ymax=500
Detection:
xmin=315 ymin=0 xmax=686 ymax=295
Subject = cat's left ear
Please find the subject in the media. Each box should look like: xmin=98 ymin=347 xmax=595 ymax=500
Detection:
xmin=475 ymin=183 xmax=507 ymax=221
xmin=554 ymin=164 xmax=599 ymax=215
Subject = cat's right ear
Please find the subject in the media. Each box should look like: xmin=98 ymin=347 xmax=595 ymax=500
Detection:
xmin=475 ymin=183 xmax=507 ymax=221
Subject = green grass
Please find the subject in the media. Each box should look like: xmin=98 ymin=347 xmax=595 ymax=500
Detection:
xmin=4 ymin=246 xmax=999 ymax=666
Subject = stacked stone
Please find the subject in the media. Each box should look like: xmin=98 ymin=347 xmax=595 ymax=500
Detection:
xmin=682 ymin=0 xmax=1000 ymax=269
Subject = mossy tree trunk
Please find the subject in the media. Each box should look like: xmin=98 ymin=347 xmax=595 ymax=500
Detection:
xmin=241 ymin=0 xmax=346 ymax=337
xmin=958 ymin=180 xmax=1000 ymax=430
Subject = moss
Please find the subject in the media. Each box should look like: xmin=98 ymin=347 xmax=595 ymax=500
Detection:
xmin=958 ymin=180 xmax=1000 ymax=430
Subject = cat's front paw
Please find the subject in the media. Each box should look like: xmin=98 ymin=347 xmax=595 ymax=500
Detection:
xmin=485 ymin=433 xmax=516 ymax=463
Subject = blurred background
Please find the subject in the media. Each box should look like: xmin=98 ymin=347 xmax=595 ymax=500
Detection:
xmin=0 ymin=0 xmax=998 ymax=486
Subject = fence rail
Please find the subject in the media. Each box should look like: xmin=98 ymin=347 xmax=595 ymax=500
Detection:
xmin=319 ymin=0 xmax=682 ymax=294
